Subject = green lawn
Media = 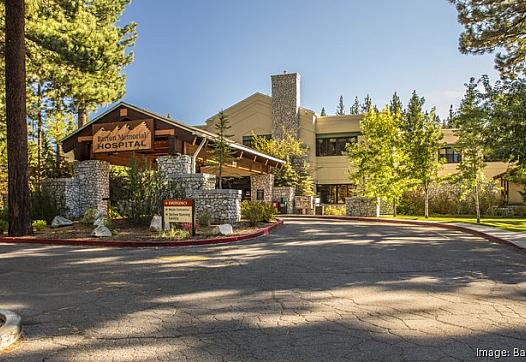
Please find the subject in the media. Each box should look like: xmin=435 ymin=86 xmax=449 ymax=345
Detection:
xmin=382 ymin=215 xmax=526 ymax=233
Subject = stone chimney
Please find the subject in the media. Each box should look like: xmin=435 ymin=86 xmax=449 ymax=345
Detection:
xmin=271 ymin=72 xmax=301 ymax=139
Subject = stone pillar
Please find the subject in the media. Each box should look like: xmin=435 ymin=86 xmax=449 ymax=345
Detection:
xmin=271 ymin=72 xmax=300 ymax=139
xmin=250 ymin=174 xmax=274 ymax=203
xmin=272 ymin=186 xmax=295 ymax=214
xmin=74 ymin=160 xmax=110 ymax=217
xmin=157 ymin=155 xmax=192 ymax=177
xmin=41 ymin=178 xmax=80 ymax=219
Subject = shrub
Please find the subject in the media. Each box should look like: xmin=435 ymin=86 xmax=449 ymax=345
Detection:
xmin=117 ymin=156 xmax=186 ymax=226
xmin=398 ymin=181 xmax=501 ymax=216
xmin=81 ymin=208 xmax=97 ymax=225
xmin=32 ymin=219 xmax=47 ymax=231
xmin=323 ymin=204 xmax=346 ymax=216
xmin=32 ymin=189 xmax=63 ymax=224
xmin=241 ymin=201 xmax=276 ymax=226
xmin=0 ymin=219 xmax=7 ymax=233
xmin=197 ymin=212 xmax=211 ymax=227
xmin=157 ymin=228 xmax=190 ymax=240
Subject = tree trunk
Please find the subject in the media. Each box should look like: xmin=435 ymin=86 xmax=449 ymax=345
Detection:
xmin=55 ymin=143 xmax=62 ymax=176
xmin=393 ymin=199 xmax=397 ymax=217
xmin=5 ymin=0 xmax=32 ymax=236
xmin=36 ymin=83 xmax=43 ymax=185
xmin=376 ymin=197 xmax=380 ymax=217
xmin=424 ymin=185 xmax=429 ymax=219
xmin=77 ymin=104 xmax=87 ymax=128
xmin=218 ymin=163 xmax=222 ymax=189
xmin=475 ymin=180 xmax=481 ymax=224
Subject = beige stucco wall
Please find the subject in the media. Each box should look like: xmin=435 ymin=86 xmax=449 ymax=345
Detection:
xmin=202 ymin=93 xmax=273 ymax=143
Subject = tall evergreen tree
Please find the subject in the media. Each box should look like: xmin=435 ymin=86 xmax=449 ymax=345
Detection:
xmin=450 ymin=0 xmax=526 ymax=79
xmin=210 ymin=111 xmax=235 ymax=189
xmin=5 ymin=0 xmax=32 ymax=235
xmin=336 ymin=95 xmax=345 ymax=115
xmin=403 ymin=91 xmax=444 ymax=218
xmin=320 ymin=107 xmax=326 ymax=116
xmin=350 ymin=96 xmax=360 ymax=115
xmin=390 ymin=92 xmax=403 ymax=114
xmin=452 ymin=78 xmax=487 ymax=223
xmin=361 ymin=94 xmax=373 ymax=113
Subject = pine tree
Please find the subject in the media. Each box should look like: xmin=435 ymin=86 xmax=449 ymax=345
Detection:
xmin=5 ymin=0 xmax=32 ymax=235
xmin=452 ymin=78 xmax=487 ymax=223
xmin=444 ymin=104 xmax=455 ymax=128
xmin=361 ymin=94 xmax=373 ymax=113
xmin=390 ymin=92 xmax=403 ymax=114
xmin=450 ymin=0 xmax=526 ymax=79
xmin=350 ymin=96 xmax=360 ymax=115
xmin=336 ymin=96 xmax=345 ymax=115
xmin=210 ymin=111 xmax=235 ymax=189
xmin=320 ymin=107 xmax=326 ymax=116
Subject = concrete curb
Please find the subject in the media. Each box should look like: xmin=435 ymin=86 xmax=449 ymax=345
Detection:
xmin=282 ymin=215 xmax=526 ymax=254
xmin=0 ymin=219 xmax=284 ymax=248
xmin=0 ymin=309 xmax=22 ymax=351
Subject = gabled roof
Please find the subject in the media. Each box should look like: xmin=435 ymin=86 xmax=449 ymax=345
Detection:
xmin=61 ymin=102 xmax=285 ymax=165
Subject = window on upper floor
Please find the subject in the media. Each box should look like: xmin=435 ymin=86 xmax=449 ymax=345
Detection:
xmin=242 ymin=134 xmax=272 ymax=147
xmin=316 ymin=134 xmax=358 ymax=157
xmin=438 ymin=147 xmax=461 ymax=163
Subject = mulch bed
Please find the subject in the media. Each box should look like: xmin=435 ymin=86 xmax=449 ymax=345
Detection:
xmin=2 ymin=219 xmax=271 ymax=244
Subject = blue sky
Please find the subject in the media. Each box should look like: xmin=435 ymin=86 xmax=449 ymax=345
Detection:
xmin=115 ymin=0 xmax=499 ymax=124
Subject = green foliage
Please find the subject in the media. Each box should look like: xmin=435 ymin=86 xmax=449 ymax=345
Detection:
xmin=81 ymin=208 xmax=97 ymax=225
xmin=336 ymin=95 xmax=345 ymax=115
xmin=350 ymin=96 xmax=360 ymax=115
xmin=197 ymin=212 xmax=212 ymax=227
xmin=390 ymin=92 xmax=403 ymax=114
xmin=31 ymin=189 xmax=62 ymax=224
xmin=32 ymin=219 xmax=47 ymax=231
xmin=0 ymin=219 xmax=7 ymax=234
xmin=361 ymin=94 xmax=373 ymax=113
xmin=346 ymin=107 xmax=408 ymax=215
xmin=483 ymin=77 xmax=526 ymax=170
xmin=114 ymin=156 xmax=185 ymax=226
xmin=241 ymin=200 xmax=276 ymax=226
xmin=403 ymin=91 xmax=445 ymax=217
xmin=398 ymin=181 xmax=500 ymax=216
xmin=157 ymin=228 xmax=190 ymax=240
xmin=209 ymin=110 xmax=236 ymax=189
xmin=251 ymin=133 xmax=314 ymax=196
xmin=449 ymin=0 xmax=526 ymax=79
xmin=451 ymin=77 xmax=487 ymax=222
xmin=323 ymin=204 xmax=346 ymax=216
xmin=320 ymin=107 xmax=326 ymax=116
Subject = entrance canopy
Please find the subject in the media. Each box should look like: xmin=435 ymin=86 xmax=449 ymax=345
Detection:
xmin=62 ymin=102 xmax=284 ymax=176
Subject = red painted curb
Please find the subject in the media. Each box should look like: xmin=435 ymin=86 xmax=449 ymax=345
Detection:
xmin=283 ymin=215 xmax=526 ymax=254
xmin=0 ymin=219 xmax=284 ymax=248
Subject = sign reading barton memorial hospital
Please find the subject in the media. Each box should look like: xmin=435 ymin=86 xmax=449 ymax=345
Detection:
xmin=92 ymin=119 xmax=153 ymax=153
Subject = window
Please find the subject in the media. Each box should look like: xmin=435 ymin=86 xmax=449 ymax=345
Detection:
xmin=242 ymin=134 xmax=272 ymax=147
xmin=316 ymin=134 xmax=358 ymax=156
xmin=439 ymin=147 xmax=461 ymax=163
xmin=317 ymin=184 xmax=355 ymax=204
xmin=256 ymin=189 xmax=264 ymax=201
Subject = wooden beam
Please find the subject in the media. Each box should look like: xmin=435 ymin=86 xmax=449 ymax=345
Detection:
xmin=77 ymin=136 xmax=92 ymax=142
xmin=154 ymin=129 xmax=175 ymax=137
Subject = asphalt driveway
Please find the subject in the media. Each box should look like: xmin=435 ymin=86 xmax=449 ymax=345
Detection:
xmin=1 ymin=217 xmax=525 ymax=361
